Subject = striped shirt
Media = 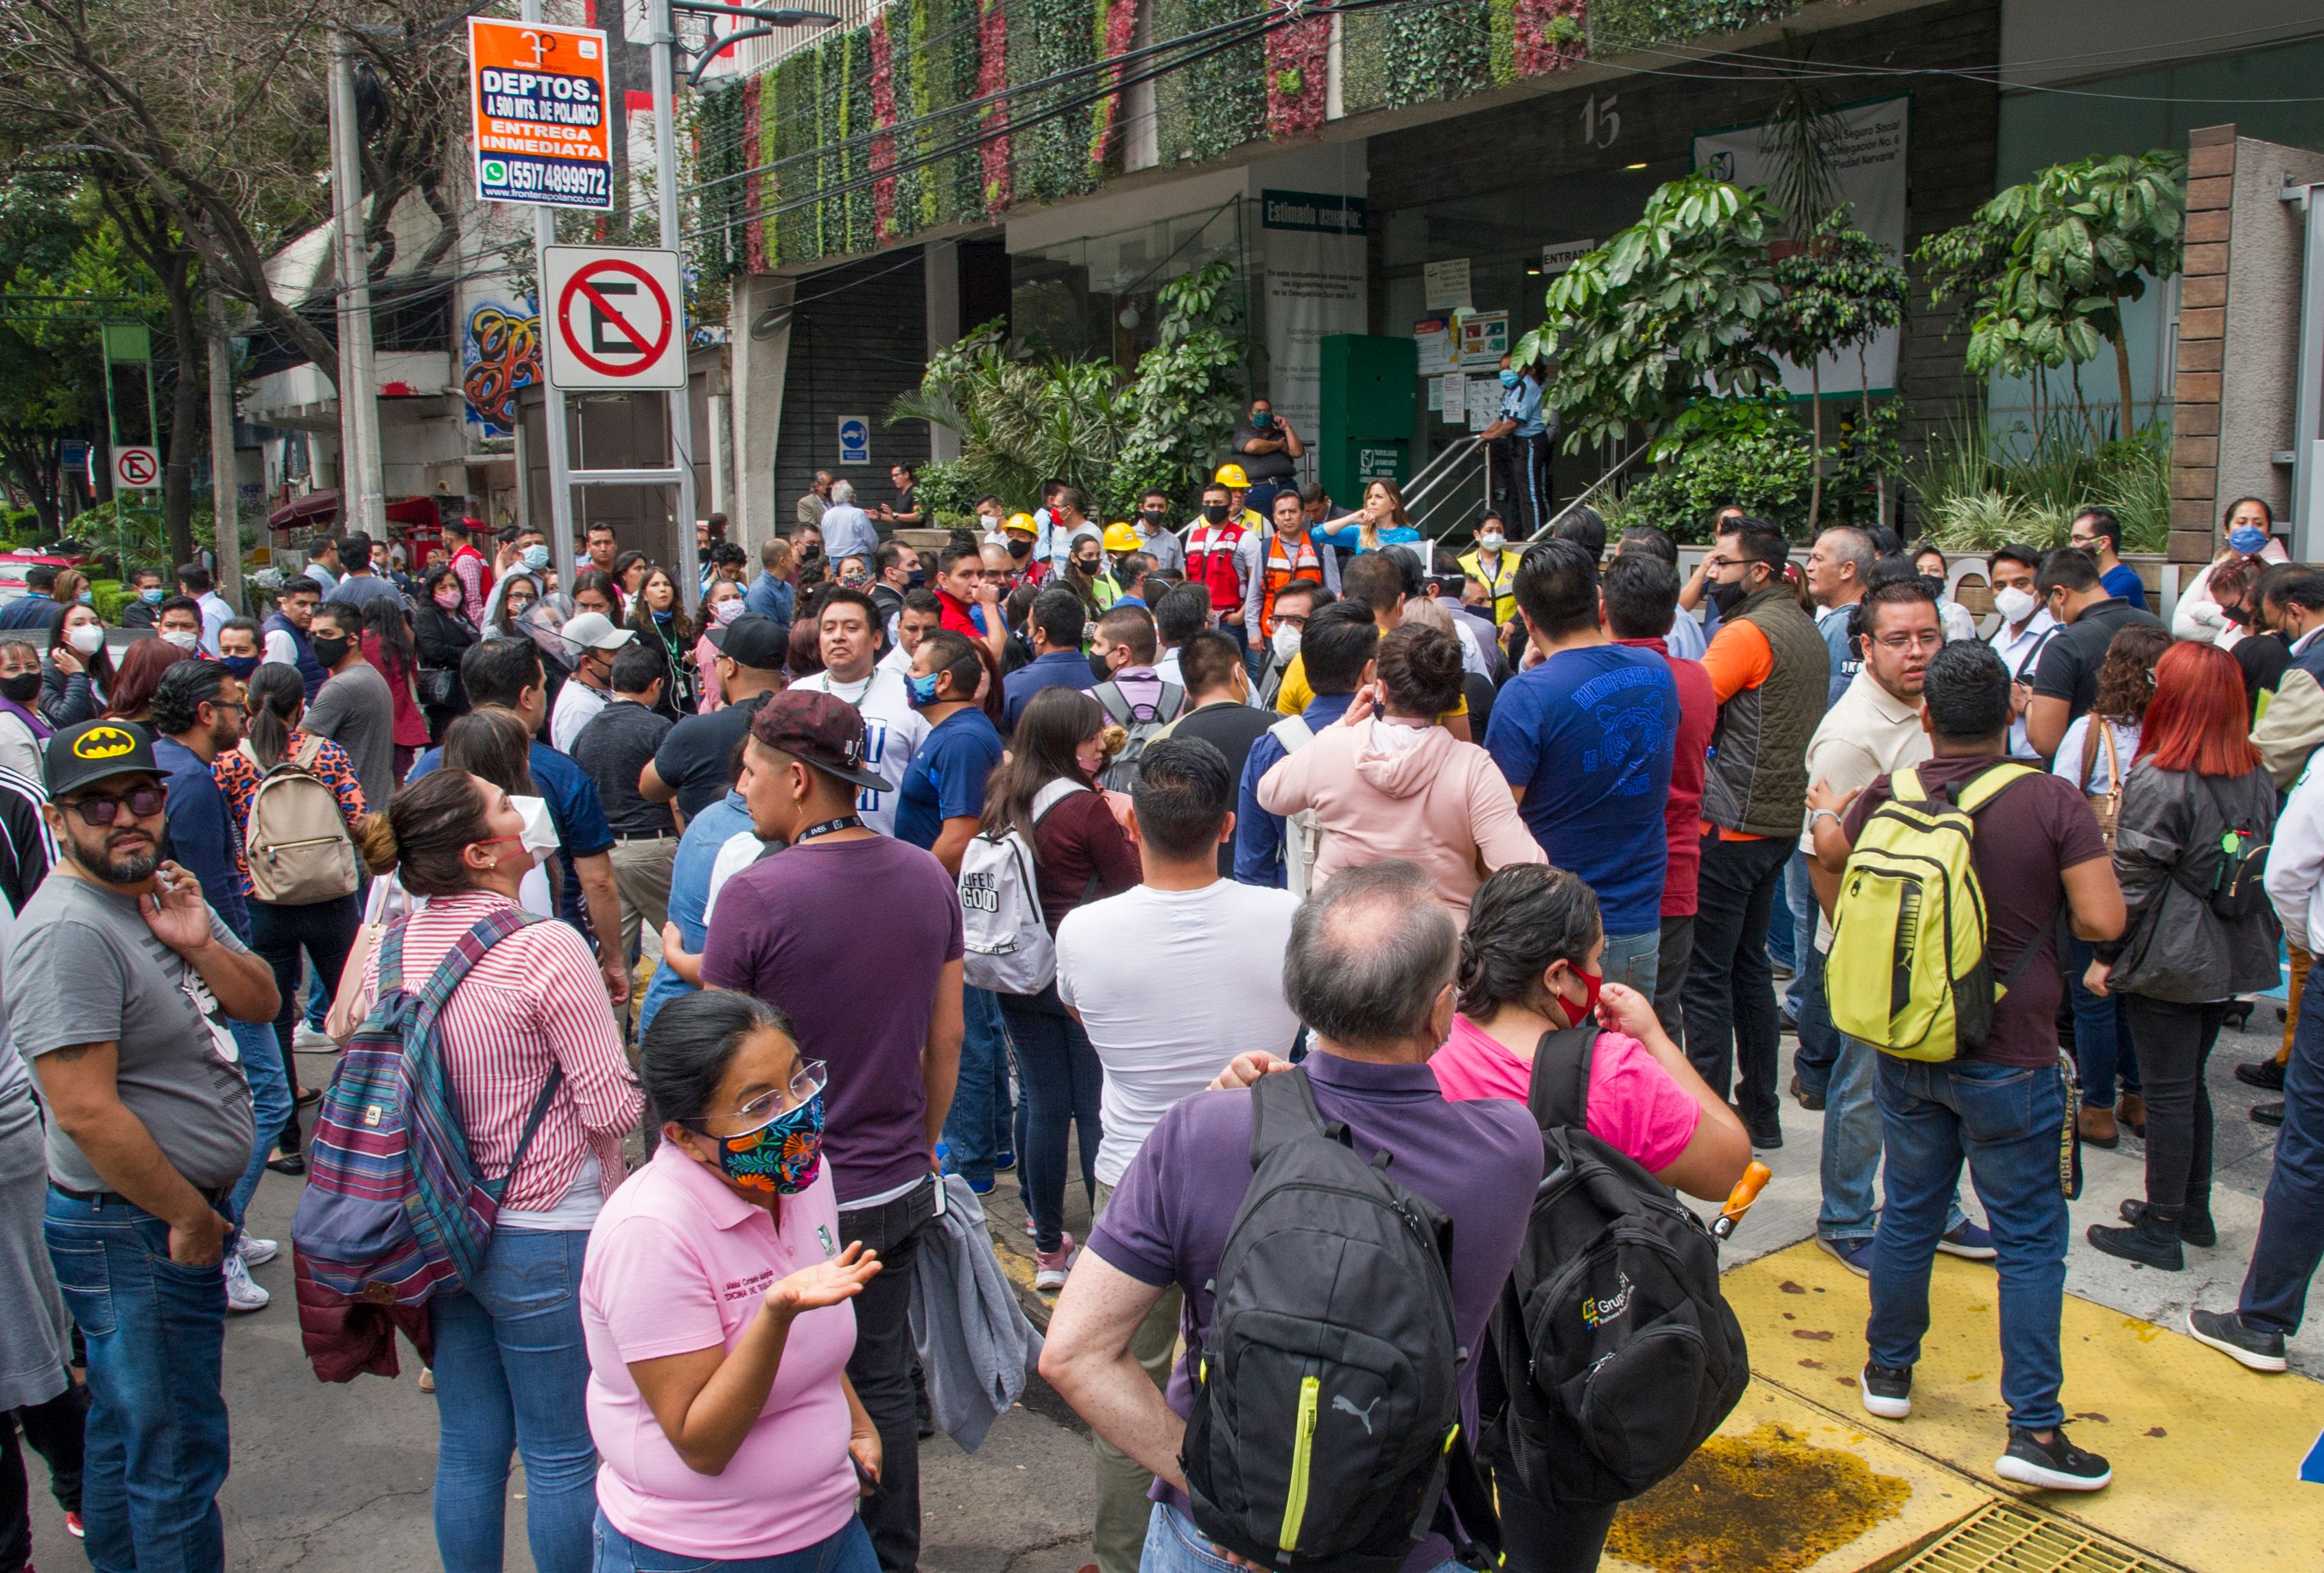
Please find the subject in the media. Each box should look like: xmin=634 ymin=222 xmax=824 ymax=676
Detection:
xmin=356 ymin=889 xmax=640 ymax=1211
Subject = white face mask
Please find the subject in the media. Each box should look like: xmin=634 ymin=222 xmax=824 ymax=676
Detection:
xmin=1478 ymin=532 xmax=1506 ymax=553
xmin=162 ymin=629 xmax=200 ymax=652
xmin=510 ymin=794 xmax=561 ymax=859
xmin=66 ymin=622 xmax=106 ymax=654
xmin=1272 ymin=624 xmax=1302 ymax=662
xmin=1993 ymin=586 xmax=2037 ymax=626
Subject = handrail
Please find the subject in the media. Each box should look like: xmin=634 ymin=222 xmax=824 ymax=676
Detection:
xmin=1399 ymin=435 xmax=1483 ymax=512
xmin=1521 ymin=445 xmax=1649 ymax=546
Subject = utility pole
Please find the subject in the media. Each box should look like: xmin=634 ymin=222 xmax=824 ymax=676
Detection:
xmin=650 ymin=0 xmax=702 ymax=606
xmin=525 ymin=0 xmax=580 ymax=597
xmin=206 ymin=296 xmax=245 ymax=609
xmin=327 ymin=28 xmax=388 ymax=537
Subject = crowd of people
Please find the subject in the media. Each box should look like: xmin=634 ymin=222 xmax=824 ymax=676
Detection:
xmin=0 ymin=468 xmax=2319 ymax=1573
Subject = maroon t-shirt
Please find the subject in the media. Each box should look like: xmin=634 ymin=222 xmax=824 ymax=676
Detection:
xmin=1030 ymin=788 xmax=1140 ymax=935
xmin=1840 ymin=753 xmax=2107 ymax=1067
xmin=701 ymin=835 xmax=964 ymax=1204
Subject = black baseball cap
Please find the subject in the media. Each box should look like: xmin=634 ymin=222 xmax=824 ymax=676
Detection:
xmin=45 ymin=720 xmax=162 ymax=799
xmin=750 ymin=689 xmax=892 ymax=794
xmin=707 ymin=612 xmax=789 ymax=670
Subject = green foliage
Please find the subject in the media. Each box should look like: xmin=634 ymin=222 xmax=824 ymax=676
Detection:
xmin=1519 ymin=171 xmax=1784 ymax=451
xmin=911 ymin=460 xmax=983 ymax=517
xmin=1010 ymin=0 xmax=1098 ymax=204
xmin=1918 ymin=150 xmax=2186 ymax=437
xmin=1758 ymin=211 xmax=1909 ymax=525
xmin=1587 ymin=0 xmax=1801 ymax=50
xmin=891 ymin=261 xmax=1245 ymax=517
xmin=1626 ymin=397 xmax=1813 ymax=539
xmin=1908 ymin=417 xmax=2169 ymax=554
xmin=1152 ymin=0 xmax=1264 ymax=164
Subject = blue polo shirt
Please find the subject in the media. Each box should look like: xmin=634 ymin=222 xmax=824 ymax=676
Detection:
xmin=154 ymin=735 xmax=250 ymax=939
xmin=2100 ymin=561 xmax=2149 ymax=611
xmin=896 ymin=707 xmax=1005 ymax=851
xmin=1003 ymin=650 xmax=1097 ymax=732
xmin=1233 ymin=690 xmax=1355 ymax=889
xmin=638 ymin=790 xmax=759 ymax=1033
xmin=1499 ymin=375 xmax=1545 ymax=438
xmin=407 ymin=740 xmax=615 ymax=932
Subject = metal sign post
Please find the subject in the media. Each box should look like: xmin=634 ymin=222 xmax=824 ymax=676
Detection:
xmin=650 ymin=0 xmax=700 ymax=607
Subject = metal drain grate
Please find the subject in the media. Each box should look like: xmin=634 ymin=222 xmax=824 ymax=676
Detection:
xmin=1896 ymin=1502 xmax=2179 ymax=1573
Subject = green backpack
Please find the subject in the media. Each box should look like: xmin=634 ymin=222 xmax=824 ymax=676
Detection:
xmin=1825 ymin=764 xmax=2047 ymax=1063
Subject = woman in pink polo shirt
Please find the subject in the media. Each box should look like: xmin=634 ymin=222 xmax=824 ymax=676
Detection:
xmin=582 ymin=989 xmax=884 ymax=1572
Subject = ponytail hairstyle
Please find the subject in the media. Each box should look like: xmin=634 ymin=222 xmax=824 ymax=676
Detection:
xmin=242 ymin=662 xmax=308 ymax=772
xmin=1456 ymin=864 xmax=1603 ymax=1023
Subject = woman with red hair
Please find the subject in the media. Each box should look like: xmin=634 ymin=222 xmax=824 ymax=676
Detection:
xmin=2085 ymin=639 xmax=2280 ymax=1270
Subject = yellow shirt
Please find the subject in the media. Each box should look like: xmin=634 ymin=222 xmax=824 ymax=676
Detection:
xmin=1274 ymin=652 xmax=1467 ymax=721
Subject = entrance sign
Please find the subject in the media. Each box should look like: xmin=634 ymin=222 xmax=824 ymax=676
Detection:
xmin=469 ymin=16 xmax=615 ymax=211
xmin=543 ymin=246 xmax=688 ymax=390
xmin=112 ymin=445 xmax=161 ymax=491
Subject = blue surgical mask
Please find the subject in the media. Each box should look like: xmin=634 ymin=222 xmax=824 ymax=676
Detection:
xmin=1499 ymin=369 xmax=1521 ymax=388
xmin=905 ymin=671 xmax=941 ymax=707
xmin=77 ymin=591 xmax=92 ymax=605
xmin=522 ymin=545 xmax=550 ymax=571
xmin=139 ymin=587 xmax=163 ymax=604
xmin=219 ymin=654 xmax=260 ymax=679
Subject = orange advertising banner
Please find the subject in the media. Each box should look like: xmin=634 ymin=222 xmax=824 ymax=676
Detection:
xmin=467 ymin=16 xmax=614 ymax=211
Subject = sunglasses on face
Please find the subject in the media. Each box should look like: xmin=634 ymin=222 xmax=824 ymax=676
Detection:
xmin=66 ymin=785 xmax=166 ymax=825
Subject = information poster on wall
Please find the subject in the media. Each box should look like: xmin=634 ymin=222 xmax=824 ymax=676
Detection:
xmin=1260 ymin=190 xmax=1368 ymax=458
xmin=1459 ymin=310 xmax=1509 ymax=369
xmin=1423 ymin=258 xmax=1473 ymax=311
xmin=1442 ymin=372 xmax=1467 ymax=427
xmin=1692 ymin=95 xmax=1909 ymax=394
xmin=1413 ymin=315 xmax=1455 ymax=377
xmin=1426 ymin=378 xmax=1444 ymax=413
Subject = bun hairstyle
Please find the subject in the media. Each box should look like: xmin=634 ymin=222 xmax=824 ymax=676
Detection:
xmin=377 ymin=768 xmax=496 ymax=897
xmin=1456 ymin=864 xmax=1603 ymax=1022
xmin=1374 ymin=622 xmax=1464 ymax=718
xmin=639 ymin=989 xmax=796 ymax=1134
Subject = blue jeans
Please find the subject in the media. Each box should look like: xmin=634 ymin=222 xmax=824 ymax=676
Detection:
xmin=429 ymin=1227 xmax=597 ymax=1573
xmin=1600 ymin=927 xmax=1659 ymax=1002
xmin=43 ymin=1190 xmax=230 ymax=1573
xmin=942 ymin=986 xmax=1015 ymax=1185
xmin=1767 ymin=858 xmax=1800 ymax=974
xmin=593 ymin=1508 xmax=878 ymax=1573
xmin=1818 ymin=1035 xmax=1967 ymax=1246
xmin=1867 ymin=1056 xmax=2070 ymax=1431
xmin=1792 ymin=941 xmax=1840 ymax=1099
xmin=1140 ymin=1504 xmax=1460 ymax=1573
xmin=997 ymin=988 xmax=1102 ymax=1253
xmin=2067 ymin=936 xmax=2140 ymax=1108
xmin=227 ymin=1017 xmax=293 ymax=1233
xmin=1784 ymin=851 xmax=1817 ymax=1018
xmin=2240 ymin=952 xmax=2324 ymax=1335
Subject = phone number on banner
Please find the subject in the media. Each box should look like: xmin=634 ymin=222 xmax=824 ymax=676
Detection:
xmin=478 ymin=153 xmax=612 ymax=209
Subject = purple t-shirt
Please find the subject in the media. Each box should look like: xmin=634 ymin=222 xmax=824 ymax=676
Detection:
xmin=700 ymin=836 xmax=964 ymax=1205
xmin=1086 ymin=1052 xmax=1542 ymax=1572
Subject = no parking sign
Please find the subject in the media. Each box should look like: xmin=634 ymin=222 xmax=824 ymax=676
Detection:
xmin=112 ymin=445 xmax=161 ymax=491
xmin=542 ymin=246 xmax=687 ymax=391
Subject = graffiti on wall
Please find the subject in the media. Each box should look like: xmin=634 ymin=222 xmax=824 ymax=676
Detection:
xmin=462 ymin=300 xmax=542 ymax=437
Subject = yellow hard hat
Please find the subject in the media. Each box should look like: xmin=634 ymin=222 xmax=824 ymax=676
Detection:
xmin=1102 ymin=522 xmax=1141 ymax=553
xmin=1004 ymin=512 xmax=1038 ymax=536
xmin=1213 ymin=462 xmax=1250 ymax=489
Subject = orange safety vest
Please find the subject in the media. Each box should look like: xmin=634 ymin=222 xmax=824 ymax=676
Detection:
xmin=1259 ymin=531 xmax=1324 ymax=637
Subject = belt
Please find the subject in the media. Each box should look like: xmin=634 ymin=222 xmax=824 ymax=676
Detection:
xmin=51 ymin=1182 xmax=233 ymax=1211
xmin=615 ymin=829 xmax=676 ymax=842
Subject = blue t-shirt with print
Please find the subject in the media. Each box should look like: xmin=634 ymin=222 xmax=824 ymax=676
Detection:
xmin=1485 ymin=643 xmax=1677 ymax=935
xmin=895 ymin=708 xmax=1005 ymax=851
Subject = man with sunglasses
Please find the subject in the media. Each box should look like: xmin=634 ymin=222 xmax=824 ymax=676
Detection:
xmin=8 ymin=718 xmax=280 ymax=1573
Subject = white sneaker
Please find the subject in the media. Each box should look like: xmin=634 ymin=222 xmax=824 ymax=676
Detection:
xmin=239 ymin=1235 xmax=280 ymax=1268
xmin=292 ymin=1024 xmax=335 ymax=1051
xmin=223 ymin=1250 xmax=271 ymax=1312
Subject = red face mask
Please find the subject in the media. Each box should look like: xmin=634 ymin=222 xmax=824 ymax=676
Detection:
xmin=1556 ymin=963 xmax=1603 ymax=1030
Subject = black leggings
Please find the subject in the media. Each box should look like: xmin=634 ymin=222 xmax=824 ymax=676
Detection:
xmin=1 ymin=1377 xmax=90 ymax=1568
xmin=2122 ymin=995 xmax=2229 ymax=1212
xmin=1487 ymin=1460 xmax=1619 ymax=1573
xmin=249 ymin=893 xmax=362 ymax=1155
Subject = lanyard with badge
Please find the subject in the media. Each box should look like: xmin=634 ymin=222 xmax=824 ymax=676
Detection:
xmin=793 ymin=815 xmax=863 ymax=844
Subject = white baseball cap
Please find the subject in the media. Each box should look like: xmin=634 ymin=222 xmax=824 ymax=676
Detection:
xmin=560 ymin=611 xmax=636 ymax=651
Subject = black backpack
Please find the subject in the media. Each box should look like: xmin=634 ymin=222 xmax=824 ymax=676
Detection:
xmin=1480 ymin=1026 xmax=1749 ymax=1507
xmin=1183 ymin=1067 xmax=1496 ymax=1573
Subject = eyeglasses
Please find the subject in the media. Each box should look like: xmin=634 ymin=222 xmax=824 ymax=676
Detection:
xmin=689 ymin=1060 xmax=829 ymax=1135
xmin=65 ymin=785 xmax=167 ymax=825
xmin=1274 ymin=614 xmax=1309 ymax=632
xmin=1870 ymin=630 xmax=1945 ymax=653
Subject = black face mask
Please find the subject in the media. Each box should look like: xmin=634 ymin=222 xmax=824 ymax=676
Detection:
xmin=1139 ymin=509 xmax=1167 ymax=528
xmin=310 ymin=633 xmax=353 ymax=667
xmin=1202 ymin=503 xmax=1229 ymax=525
xmin=1706 ymin=576 xmax=1751 ymax=618
xmin=1074 ymin=558 xmax=1102 ymax=578
xmin=1007 ymin=539 xmax=1033 ymax=560
xmin=1088 ymin=650 xmax=1111 ymax=683
xmin=0 ymin=672 xmax=38 ymax=703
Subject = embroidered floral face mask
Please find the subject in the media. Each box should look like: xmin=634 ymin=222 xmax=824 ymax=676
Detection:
xmin=704 ymin=1092 xmax=825 ymax=1194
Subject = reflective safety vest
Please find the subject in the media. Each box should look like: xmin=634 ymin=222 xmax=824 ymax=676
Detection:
xmin=1187 ymin=522 xmax=1248 ymax=613
xmin=1259 ymin=531 xmax=1324 ymax=637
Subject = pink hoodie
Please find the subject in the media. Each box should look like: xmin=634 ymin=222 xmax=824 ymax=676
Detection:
xmin=1257 ymin=718 xmax=1545 ymax=921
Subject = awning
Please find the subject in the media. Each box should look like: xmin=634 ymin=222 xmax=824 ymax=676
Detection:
xmin=268 ymin=490 xmax=340 ymax=530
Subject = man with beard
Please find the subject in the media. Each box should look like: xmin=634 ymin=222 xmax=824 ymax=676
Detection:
xmin=7 ymin=718 xmax=279 ymax=1573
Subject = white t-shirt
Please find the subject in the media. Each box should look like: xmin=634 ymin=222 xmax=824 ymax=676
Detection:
xmin=550 ymin=680 xmax=609 ymax=755
xmin=1055 ymin=879 xmax=1303 ymax=1187
xmin=876 ymin=642 xmax=915 ymax=678
xmin=700 ymin=830 xmax=770 ymax=927
xmin=788 ymin=667 xmax=929 ymax=837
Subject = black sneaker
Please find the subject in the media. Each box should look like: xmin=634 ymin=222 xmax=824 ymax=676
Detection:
xmin=1995 ymin=1427 xmax=2111 ymax=1491
xmin=2187 ymin=1308 xmax=2288 ymax=1372
xmin=2236 ymin=1058 xmax=2286 ymax=1091
xmin=2253 ymin=1101 xmax=2286 ymax=1128
xmin=1859 ymin=1362 xmax=1912 ymax=1420
xmin=1749 ymin=1117 xmax=1783 ymax=1150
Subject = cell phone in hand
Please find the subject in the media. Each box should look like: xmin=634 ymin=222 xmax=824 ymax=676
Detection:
xmin=851 ymin=1453 xmax=879 ymax=1494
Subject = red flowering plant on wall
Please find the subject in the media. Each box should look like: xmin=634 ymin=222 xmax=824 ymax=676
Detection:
xmin=977 ymin=0 xmax=1012 ymax=211
xmin=1512 ymin=0 xmax=1585 ymax=78
xmin=1264 ymin=2 xmax=1329 ymax=141
xmin=870 ymin=12 xmax=899 ymax=241
xmin=1086 ymin=0 xmax=1141 ymax=175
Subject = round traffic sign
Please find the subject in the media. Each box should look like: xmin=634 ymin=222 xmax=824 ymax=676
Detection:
xmin=112 ymin=446 xmax=160 ymax=490
xmin=555 ymin=258 xmax=674 ymax=379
